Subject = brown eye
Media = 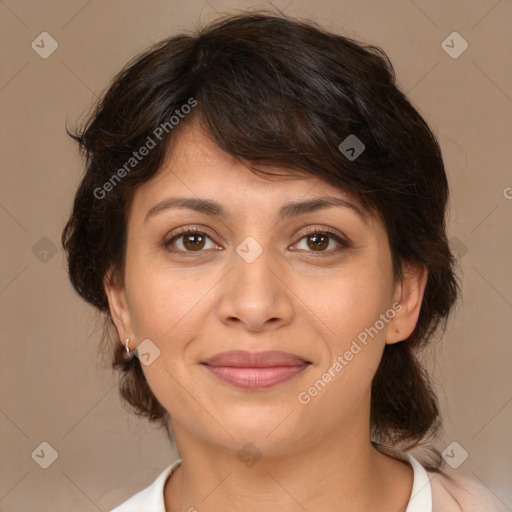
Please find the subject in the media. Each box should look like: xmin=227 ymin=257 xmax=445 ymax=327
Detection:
xmin=164 ymin=229 xmax=217 ymax=253
xmin=306 ymin=233 xmax=330 ymax=251
xmin=294 ymin=229 xmax=349 ymax=255
xmin=182 ymin=232 xmax=206 ymax=251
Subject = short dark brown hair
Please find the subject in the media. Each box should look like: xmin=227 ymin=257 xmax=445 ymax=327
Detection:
xmin=62 ymin=12 xmax=459 ymax=468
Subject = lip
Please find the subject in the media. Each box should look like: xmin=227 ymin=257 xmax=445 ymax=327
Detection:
xmin=201 ymin=350 xmax=311 ymax=390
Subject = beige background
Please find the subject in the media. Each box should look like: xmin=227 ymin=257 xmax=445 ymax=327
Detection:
xmin=1 ymin=0 xmax=511 ymax=510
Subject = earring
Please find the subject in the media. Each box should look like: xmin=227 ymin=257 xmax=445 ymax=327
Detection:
xmin=125 ymin=338 xmax=131 ymax=353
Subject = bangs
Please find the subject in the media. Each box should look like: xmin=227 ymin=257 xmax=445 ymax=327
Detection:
xmin=181 ymin=17 xmax=396 ymax=212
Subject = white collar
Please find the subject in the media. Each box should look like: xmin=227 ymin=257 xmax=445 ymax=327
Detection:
xmin=401 ymin=452 xmax=433 ymax=511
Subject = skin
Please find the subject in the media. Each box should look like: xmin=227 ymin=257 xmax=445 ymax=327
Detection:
xmin=105 ymin=119 xmax=428 ymax=512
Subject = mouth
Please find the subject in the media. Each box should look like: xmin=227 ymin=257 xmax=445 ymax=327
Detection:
xmin=200 ymin=350 xmax=311 ymax=390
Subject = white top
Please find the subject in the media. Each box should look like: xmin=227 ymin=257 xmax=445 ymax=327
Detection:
xmin=110 ymin=452 xmax=505 ymax=511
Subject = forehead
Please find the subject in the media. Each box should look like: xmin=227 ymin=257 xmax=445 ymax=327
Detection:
xmin=130 ymin=120 xmax=368 ymax=216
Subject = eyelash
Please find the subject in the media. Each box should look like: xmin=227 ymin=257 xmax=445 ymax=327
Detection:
xmin=163 ymin=226 xmax=350 ymax=257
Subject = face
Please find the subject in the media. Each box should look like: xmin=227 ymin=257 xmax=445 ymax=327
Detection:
xmin=105 ymin=120 xmax=425 ymax=457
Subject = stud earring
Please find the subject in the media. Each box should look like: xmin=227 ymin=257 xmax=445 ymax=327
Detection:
xmin=125 ymin=338 xmax=131 ymax=353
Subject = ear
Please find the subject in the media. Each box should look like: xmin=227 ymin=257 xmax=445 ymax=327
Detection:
xmin=386 ymin=263 xmax=428 ymax=345
xmin=103 ymin=269 xmax=134 ymax=348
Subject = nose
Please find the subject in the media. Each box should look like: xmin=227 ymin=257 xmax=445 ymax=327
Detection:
xmin=216 ymin=243 xmax=294 ymax=333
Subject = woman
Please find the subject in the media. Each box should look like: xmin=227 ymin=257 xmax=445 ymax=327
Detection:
xmin=62 ymin=12 xmax=504 ymax=512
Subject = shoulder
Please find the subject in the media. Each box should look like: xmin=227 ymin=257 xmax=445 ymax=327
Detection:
xmin=428 ymin=470 xmax=508 ymax=512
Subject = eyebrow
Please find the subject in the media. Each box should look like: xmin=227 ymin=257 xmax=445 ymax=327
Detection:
xmin=144 ymin=195 xmax=366 ymax=223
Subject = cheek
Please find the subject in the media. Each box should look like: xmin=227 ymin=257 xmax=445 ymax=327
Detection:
xmin=297 ymin=283 xmax=392 ymax=426
xmin=308 ymin=266 xmax=394 ymax=346
xmin=310 ymin=285 xmax=389 ymax=391
xmin=298 ymin=258 xmax=395 ymax=405
xmin=123 ymin=264 xmax=212 ymax=415
xmin=123 ymin=239 xmax=210 ymax=342
xmin=128 ymin=278 xmax=207 ymax=346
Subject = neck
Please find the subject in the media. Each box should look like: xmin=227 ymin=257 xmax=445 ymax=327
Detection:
xmin=164 ymin=422 xmax=413 ymax=512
